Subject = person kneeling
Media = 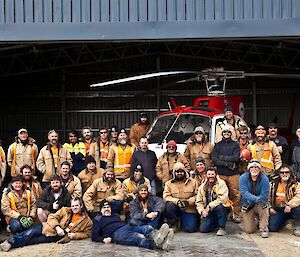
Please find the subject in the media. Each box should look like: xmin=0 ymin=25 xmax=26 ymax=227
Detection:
xmin=92 ymin=199 xmax=174 ymax=251
xmin=196 ymin=167 xmax=231 ymax=236
xmin=269 ymin=165 xmax=300 ymax=236
xmin=0 ymin=197 xmax=92 ymax=252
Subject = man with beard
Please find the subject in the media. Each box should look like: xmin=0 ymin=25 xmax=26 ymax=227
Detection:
xmin=131 ymin=136 xmax=158 ymax=195
xmin=36 ymin=130 xmax=72 ymax=188
xmin=212 ymin=125 xmax=241 ymax=223
xmin=238 ymin=126 xmax=252 ymax=173
xmin=239 ymin=160 xmax=269 ymax=238
xmin=129 ymin=184 xmax=165 ymax=228
xmin=215 ymin=105 xmax=247 ymax=143
xmin=92 ymin=199 xmax=174 ymax=251
xmin=248 ymin=125 xmax=282 ymax=178
xmin=267 ymin=123 xmax=289 ymax=165
xmin=60 ymin=161 xmax=82 ymax=198
xmin=163 ymin=163 xmax=199 ymax=233
xmin=156 ymin=140 xmax=190 ymax=187
xmin=83 ymin=167 xmax=124 ymax=219
xmin=269 ymin=165 xmax=300 ymax=236
xmin=0 ymin=197 xmax=92 ymax=252
xmin=36 ymin=174 xmax=71 ymax=223
xmin=80 ymin=126 xmax=95 ymax=157
xmin=197 ymin=167 xmax=231 ymax=236
xmin=21 ymin=164 xmax=42 ymax=199
xmin=89 ymin=127 xmax=111 ymax=169
xmin=184 ymin=126 xmax=213 ymax=170
xmin=78 ymin=156 xmax=104 ymax=193
xmin=130 ymin=112 xmax=150 ymax=147
xmin=107 ymin=129 xmax=136 ymax=181
xmin=7 ymin=128 xmax=38 ymax=177
xmin=1 ymin=175 xmax=36 ymax=233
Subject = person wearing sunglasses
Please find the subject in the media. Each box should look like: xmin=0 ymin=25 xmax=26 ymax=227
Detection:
xmin=89 ymin=127 xmax=111 ymax=169
xmin=212 ymin=125 xmax=241 ymax=223
xmin=238 ymin=126 xmax=252 ymax=174
xmin=156 ymin=140 xmax=190 ymax=189
xmin=248 ymin=125 xmax=282 ymax=178
xmin=269 ymin=165 xmax=300 ymax=237
xmin=184 ymin=126 xmax=213 ymax=170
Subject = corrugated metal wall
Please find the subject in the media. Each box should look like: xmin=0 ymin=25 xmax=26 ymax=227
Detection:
xmin=0 ymin=0 xmax=299 ymax=24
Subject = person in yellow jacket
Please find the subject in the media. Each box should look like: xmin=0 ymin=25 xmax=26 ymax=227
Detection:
xmin=196 ymin=167 xmax=231 ymax=236
xmin=78 ymin=156 xmax=104 ymax=193
xmin=163 ymin=163 xmax=199 ymax=232
xmin=107 ymin=128 xmax=135 ymax=181
xmin=0 ymin=197 xmax=92 ymax=252
xmin=0 ymin=144 xmax=6 ymax=187
xmin=1 ymin=175 xmax=36 ymax=234
xmin=36 ymin=129 xmax=73 ymax=187
xmin=129 ymin=112 xmax=150 ymax=147
xmin=7 ymin=128 xmax=38 ymax=177
xmin=247 ymin=125 xmax=282 ymax=177
xmin=184 ymin=126 xmax=213 ymax=170
xmin=83 ymin=167 xmax=124 ymax=219
xmin=156 ymin=140 xmax=190 ymax=185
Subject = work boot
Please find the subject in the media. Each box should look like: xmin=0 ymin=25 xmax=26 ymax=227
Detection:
xmin=292 ymin=220 xmax=300 ymax=237
xmin=216 ymin=227 xmax=227 ymax=236
xmin=0 ymin=240 xmax=11 ymax=252
xmin=161 ymin=229 xmax=174 ymax=251
xmin=260 ymin=230 xmax=269 ymax=238
xmin=152 ymin=223 xmax=170 ymax=246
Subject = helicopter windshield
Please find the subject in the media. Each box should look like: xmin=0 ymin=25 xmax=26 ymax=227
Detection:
xmin=147 ymin=113 xmax=211 ymax=144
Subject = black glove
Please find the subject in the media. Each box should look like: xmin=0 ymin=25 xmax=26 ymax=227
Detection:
xmin=177 ymin=200 xmax=187 ymax=211
xmin=125 ymin=195 xmax=134 ymax=203
xmin=226 ymin=162 xmax=236 ymax=170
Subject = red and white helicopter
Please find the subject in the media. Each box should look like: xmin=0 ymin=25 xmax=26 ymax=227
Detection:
xmin=91 ymin=68 xmax=299 ymax=157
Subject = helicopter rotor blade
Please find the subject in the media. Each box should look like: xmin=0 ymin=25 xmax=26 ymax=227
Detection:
xmin=243 ymin=73 xmax=300 ymax=79
xmin=90 ymin=71 xmax=200 ymax=88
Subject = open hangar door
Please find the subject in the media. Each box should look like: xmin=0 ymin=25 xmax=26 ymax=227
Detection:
xmin=0 ymin=40 xmax=299 ymax=150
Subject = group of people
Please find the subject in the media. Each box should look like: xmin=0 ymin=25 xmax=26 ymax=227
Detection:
xmin=0 ymin=108 xmax=300 ymax=252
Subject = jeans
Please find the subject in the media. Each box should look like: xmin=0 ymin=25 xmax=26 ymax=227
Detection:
xmin=165 ymin=202 xmax=198 ymax=232
xmin=8 ymin=224 xmax=62 ymax=249
xmin=200 ymin=205 xmax=230 ymax=233
xmin=112 ymin=224 xmax=155 ymax=249
xmin=129 ymin=215 xmax=161 ymax=229
xmin=269 ymin=206 xmax=300 ymax=232
xmin=9 ymin=218 xmax=27 ymax=234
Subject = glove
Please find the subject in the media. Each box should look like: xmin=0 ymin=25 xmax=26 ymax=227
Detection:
xmin=19 ymin=216 xmax=33 ymax=229
xmin=177 ymin=200 xmax=186 ymax=211
xmin=226 ymin=162 xmax=236 ymax=170
xmin=260 ymin=202 xmax=268 ymax=209
xmin=182 ymin=200 xmax=189 ymax=208
xmin=125 ymin=195 xmax=134 ymax=203
xmin=53 ymin=200 xmax=59 ymax=210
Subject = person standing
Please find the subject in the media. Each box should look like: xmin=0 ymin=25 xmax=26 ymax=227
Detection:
xmin=80 ymin=126 xmax=95 ymax=157
xmin=7 ymin=128 xmax=38 ymax=177
xmin=63 ymin=130 xmax=86 ymax=176
xmin=89 ymin=127 xmax=111 ymax=169
xmin=131 ymin=136 xmax=158 ymax=194
xmin=60 ymin=161 xmax=82 ymax=198
xmin=130 ymin=112 xmax=150 ymax=147
xmin=36 ymin=129 xmax=72 ymax=188
xmin=212 ymin=125 xmax=241 ymax=223
xmin=291 ymin=126 xmax=300 ymax=181
xmin=184 ymin=126 xmax=213 ymax=169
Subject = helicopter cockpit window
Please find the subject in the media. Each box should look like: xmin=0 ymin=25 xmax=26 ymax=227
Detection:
xmin=147 ymin=115 xmax=176 ymax=144
xmin=164 ymin=114 xmax=211 ymax=144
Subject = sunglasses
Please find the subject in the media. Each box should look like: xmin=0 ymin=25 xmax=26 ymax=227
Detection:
xmin=223 ymin=130 xmax=231 ymax=134
xmin=175 ymin=169 xmax=185 ymax=173
xmin=240 ymin=132 xmax=248 ymax=135
xmin=100 ymin=131 xmax=108 ymax=134
xmin=135 ymin=170 xmax=143 ymax=173
xmin=280 ymin=171 xmax=290 ymax=174
xmin=168 ymin=146 xmax=176 ymax=149
xmin=195 ymin=132 xmax=204 ymax=135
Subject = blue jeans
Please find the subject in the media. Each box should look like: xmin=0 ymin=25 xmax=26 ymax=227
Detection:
xmin=129 ymin=215 xmax=161 ymax=229
xmin=8 ymin=224 xmax=62 ymax=249
xmin=269 ymin=206 xmax=300 ymax=232
xmin=9 ymin=218 xmax=28 ymax=234
xmin=165 ymin=202 xmax=198 ymax=232
xmin=200 ymin=205 xmax=230 ymax=233
xmin=112 ymin=224 xmax=155 ymax=249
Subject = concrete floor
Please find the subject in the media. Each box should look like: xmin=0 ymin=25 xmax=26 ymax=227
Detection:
xmin=58 ymin=222 xmax=263 ymax=257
